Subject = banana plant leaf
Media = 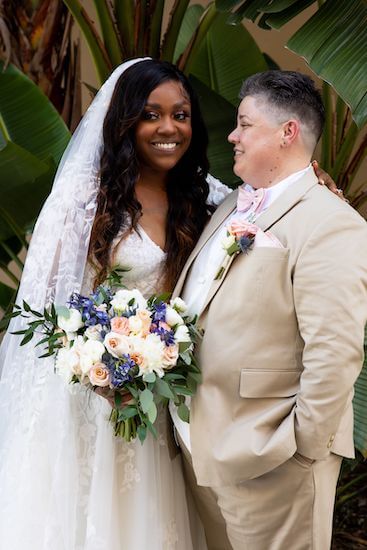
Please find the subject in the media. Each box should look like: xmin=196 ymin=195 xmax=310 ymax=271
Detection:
xmin=0 ymin=62 xmax=70 ymax=163
xmin=0 ymin=141 xmax=55 ymax=241
xmin=0 ymin=63 xmax=70 ymax=234
xmin=186 ymin=10 xmax=268 ymax=108
xmin=353 ymin=326 xmax=367 ymax=457
xmin=190 ymin=76 xmax=239 ymax=187
xmin=0 ymin=62 xmax=70 ymax=312
xmin=0 ymin=282 xmax=15 ymax=312
xmin=287 ymin=0 xmax=367 ymax=129
xmin=174 ymin=4 xmax=205 ymax=63
xmin=214 ymin=0 xmax=367 ymax=128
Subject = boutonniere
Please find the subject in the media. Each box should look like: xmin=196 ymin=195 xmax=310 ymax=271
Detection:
xmin=215 ymin=220 xmax=258 ymax=280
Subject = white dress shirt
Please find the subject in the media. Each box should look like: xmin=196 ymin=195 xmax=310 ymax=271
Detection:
xmin=170 ymin=164 xmax=312 ymax=451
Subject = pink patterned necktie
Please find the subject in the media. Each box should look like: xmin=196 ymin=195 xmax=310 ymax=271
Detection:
xmin=237 ymin=186 xmax=266 ymax=213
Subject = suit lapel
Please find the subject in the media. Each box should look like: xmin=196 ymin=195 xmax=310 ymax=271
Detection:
xmin=198 ymin=170 xmax=319 ymax=314
xmin=255 ymin=170 xmax=318 ymax=232
xmin=173 ymin=191 xmax=238 ymax=297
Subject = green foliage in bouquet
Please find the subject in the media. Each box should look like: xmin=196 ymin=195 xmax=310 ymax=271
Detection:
xmin=7 ymin=281 xmax=202 ymax=444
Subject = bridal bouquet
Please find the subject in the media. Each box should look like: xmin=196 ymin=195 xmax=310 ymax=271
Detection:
xmin=11 ymin=286 xmax=201 ymax=443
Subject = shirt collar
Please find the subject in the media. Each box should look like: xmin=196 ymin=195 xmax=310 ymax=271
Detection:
xmin=242 ymin=164 xmax=312 ymax=211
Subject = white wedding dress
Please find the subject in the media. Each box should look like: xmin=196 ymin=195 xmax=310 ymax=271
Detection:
xmin=0 ymin=176 xmax=230 ymax=550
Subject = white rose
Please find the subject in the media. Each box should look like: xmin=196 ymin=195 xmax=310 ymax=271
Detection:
xmin=165 ymin=306 xmax=184 ymax=327
xmin=79 ymin=339 xmax=106 ymax=374
xmin=104 ymin=331 xmax=131 ymax=358
xmin=137 ymin=333 xmax=165 ymax=378
xmin=170 ymin=297 xmax=187 ymax=313
xmin=174 ymin=325 xmax=191 ymax=343
xmin=221 ymin=234 xmax=236 ymax=251
xmin=85 ymin=324 xmax=103 ymax=341
xmin=55 ymin=347 xmax=80 ymax=383
xmin=128 ymin=315 xmax=144 ymax=334
xmin=58 ymin=309 xmax=84 ymax=333
xmin=110 ymin=289 xmax=147 ymax=312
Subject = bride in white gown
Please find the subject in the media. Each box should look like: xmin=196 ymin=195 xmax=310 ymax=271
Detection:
xmin=0 ymin=58 xmax=230 ymax=550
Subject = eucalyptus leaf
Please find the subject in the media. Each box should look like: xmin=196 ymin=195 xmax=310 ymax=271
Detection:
xmin=143 ymin=372 xmax=156 ymax=383
xmin=179 ymin=341 xmax=192 ymax=354
xmin=118 ymin=405 xmax=138 ymax=420
xmin=177 ymin=403 xmax=190 ymax=423
xmin=173 ymin=385 xmax=194 ymax=396
xmin=137 ymin=424 xmax=147 ymax=443
xmin=155 ymin=378 xmax=176 ymax=399
xmin=55 ymin=306 xmax=71 ymax=319
xmin=139 ymin=388 xmax=154 ymax=413
xmin=147 ymin=402 xmax=158 ymax=424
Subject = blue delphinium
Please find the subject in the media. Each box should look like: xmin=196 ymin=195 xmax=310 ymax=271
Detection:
xmin=108 ymin=355 xmax=135 ymax=388
xmin=152 ymin=325 xmax=175 ymax=346
xmin=151 ymin=301 xmax=166 ymax=323
xmin=68 ymin=292 xmax=110 ymax=327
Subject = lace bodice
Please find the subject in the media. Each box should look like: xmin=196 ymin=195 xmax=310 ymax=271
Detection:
xmin=82 ymin=175 xmax=232 ymax=295
xmin=114 ymin=225 xmax=166 ymax=296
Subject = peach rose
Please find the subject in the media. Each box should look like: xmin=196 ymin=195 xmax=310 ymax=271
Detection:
xmin=162 ymin=344 xmax=179 ymax=369
xmin=137 ymin=309 xmax=152 ymax=334
xmin=89 ymin=363 xmax=111 ymax=387
xmin=111 ymin=316 xmax=130 ymax=335
xmin=130 ymin=352 xmax=146 ymax=369
xmin=228 ymin=220 xmax=259 ymax=239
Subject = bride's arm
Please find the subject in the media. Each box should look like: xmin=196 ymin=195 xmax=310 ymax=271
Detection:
xmin=206 ymin=173 xmax=233 ymax=207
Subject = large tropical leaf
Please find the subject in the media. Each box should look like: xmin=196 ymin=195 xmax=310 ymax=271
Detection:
xmin=0 ymin=62 xmax=70 ymax=164
xmin=0 ymin=62 xmax=70 ymax=234
xmin=186 ymin=10 xmax=268 ymax=107
xmin=173 ymin=4 xmax=205 ymax=63
xmin=190 ymin=76 xmax=238 ymax=187
xmin=287 ymin=0 xmax=367 ymax=129
xmin=353 ymin=326 xmax=367 ymax=457
xmin=214 ymin=0 xmax=367 ymax=128
xmin=0 ymin=282 xmax=15 ymax=312
xmin=0 ymin=141 xmax=55 ymax=240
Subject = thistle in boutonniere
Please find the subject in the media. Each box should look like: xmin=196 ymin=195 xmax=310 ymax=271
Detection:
xmin=215 ymin=220 xmax=259 ymax=280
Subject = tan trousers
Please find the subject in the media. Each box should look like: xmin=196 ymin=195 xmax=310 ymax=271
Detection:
xmin=178 ymin=433 xmax=232 ymax=550
xmin=179 ymin=434 xmax=342 ymax=550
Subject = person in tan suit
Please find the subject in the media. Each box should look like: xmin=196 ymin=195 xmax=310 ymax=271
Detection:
xmin=171 ymin=71 xmax=367 ymax=550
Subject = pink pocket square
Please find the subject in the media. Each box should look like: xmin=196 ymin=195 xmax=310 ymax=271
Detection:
xmin=254 ymin=229 xmax=284 ymax=248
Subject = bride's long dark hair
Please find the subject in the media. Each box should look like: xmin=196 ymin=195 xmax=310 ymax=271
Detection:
xmin=89 ymin=59 xmax=211 ymax=290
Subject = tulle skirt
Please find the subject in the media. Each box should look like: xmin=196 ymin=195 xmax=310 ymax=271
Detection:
xmin=0 ymin=355 xmax=206 ymax=550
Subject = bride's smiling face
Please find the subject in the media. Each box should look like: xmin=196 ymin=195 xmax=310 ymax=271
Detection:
xmin=134 ymin=80 xmax=192 ymax=174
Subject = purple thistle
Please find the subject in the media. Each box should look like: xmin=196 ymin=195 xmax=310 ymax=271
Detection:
xmin=108 ymin=355 xmax=135 ymax=388
xmin=239 ymin=235 xmax=255 ymax=254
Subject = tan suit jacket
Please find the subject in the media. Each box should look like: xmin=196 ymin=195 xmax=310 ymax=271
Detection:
xmin=174 ymin=170 xmax=367 ymax=487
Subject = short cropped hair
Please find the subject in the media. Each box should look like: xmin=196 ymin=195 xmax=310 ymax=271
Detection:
xmin=240 ymin=70 xmax=325 ymax=151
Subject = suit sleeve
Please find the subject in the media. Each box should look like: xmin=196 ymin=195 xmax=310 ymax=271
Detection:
xmin=293 ymin=209 xmax=367 ymax=459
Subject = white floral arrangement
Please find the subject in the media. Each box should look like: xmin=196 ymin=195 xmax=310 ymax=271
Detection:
xmin=11 ymin=287 xmax=201 ymax=443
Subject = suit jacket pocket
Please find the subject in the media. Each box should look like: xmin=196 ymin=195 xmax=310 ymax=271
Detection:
xmin=239 ymin=369 xmax=300 ymax=398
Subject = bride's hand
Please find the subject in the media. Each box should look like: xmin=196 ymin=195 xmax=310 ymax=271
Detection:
xmin=94 ymin=386 xmax=133 ymax=409
xmin=312 ymin=160 xmax=347 ymax=201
